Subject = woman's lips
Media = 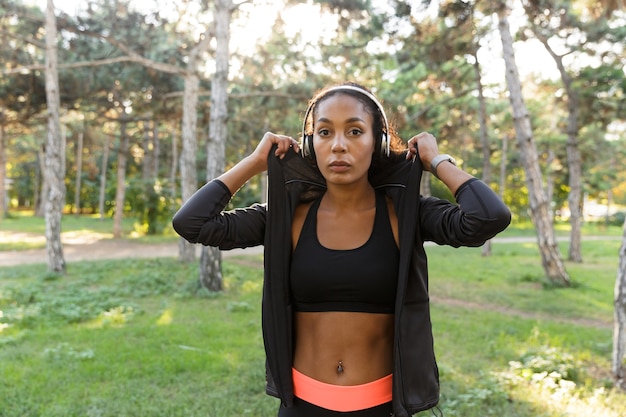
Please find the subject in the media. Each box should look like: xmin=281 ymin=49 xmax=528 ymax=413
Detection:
xmin=329 ymin=161 xmax=350 ymax=172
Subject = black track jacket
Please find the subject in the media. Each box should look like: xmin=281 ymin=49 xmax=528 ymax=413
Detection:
xmin=172 ymin=147 xmax=511 ymax=416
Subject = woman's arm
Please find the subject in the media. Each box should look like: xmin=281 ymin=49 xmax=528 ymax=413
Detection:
xmin=171 ymin=132 xmax=299 ymax=248
xmin=405 ymin=131 xmax=511 ymax=246
xmin=419 ymin=179 xmax=511 ymax=247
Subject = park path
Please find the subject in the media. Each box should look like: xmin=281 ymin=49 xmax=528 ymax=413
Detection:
xmin=1 ymin=234 xmax=620 ymax=267
xmin=0 ymin=233 xmax=618 ymax=330
xmin=0 ymin=237 xmax=262 ymax=267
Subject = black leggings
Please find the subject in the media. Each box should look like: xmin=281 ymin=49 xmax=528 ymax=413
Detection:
xmin=277 ymin=397 xmax=393 ymax=417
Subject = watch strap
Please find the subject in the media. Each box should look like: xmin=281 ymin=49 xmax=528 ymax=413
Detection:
xmin=430 ymin=154 xmax=457 ymax=179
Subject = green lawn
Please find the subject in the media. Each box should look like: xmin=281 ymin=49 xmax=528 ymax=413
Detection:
xmin=0 ymin=211 xmax=179 ymax=251
xmin=1 ymin=229 xmax=625 ymax=416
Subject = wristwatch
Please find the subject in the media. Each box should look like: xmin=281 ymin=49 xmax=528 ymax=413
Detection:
xmin=430 ymin=154 xmax=457 ymax=179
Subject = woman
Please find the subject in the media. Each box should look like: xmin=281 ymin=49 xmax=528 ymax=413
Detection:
xmin=172 ymin=83 xmax=511 ymax=417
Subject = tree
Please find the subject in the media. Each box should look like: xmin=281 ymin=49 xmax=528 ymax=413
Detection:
xmin=613 ymin=216 xmax=626 ymax=388
xmin=497 ymin=1 xmax=569 ymax=285
xmin=178 ymin=16 xmax=213 ymax=263
xmin=0 ymin=111 xmax=6 ymax=218
xmin=43 ymin=0 xmax=66 ymax=273
xmin=199 ymin=0 xmax=238 ymax=292
xmin=112 ymin=113 xmax=130 ymax=238
xmin=521 ymin=0 xmax=625 ymax=262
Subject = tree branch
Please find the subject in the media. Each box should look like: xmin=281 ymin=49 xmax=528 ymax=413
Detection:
xmin=76 ymin=28 xmax=187 ymax=76
xmin=54 ymin=14 xmax=188 ymax=76
xmin=160 ymin=90 xmax=308 ymax=101
xmin=0 ymin=55 xmax=184 ymax=76
xmin=0 ymin=29 xmax=46 ymax=49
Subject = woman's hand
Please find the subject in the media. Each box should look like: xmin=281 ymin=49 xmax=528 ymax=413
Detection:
xmin=250 ymin=132 xmax=301 ymax=171
xmin=405 ymin=132 xmax=440 ymax=173
xmin=216 ymin=132 xmax=299 ymax=195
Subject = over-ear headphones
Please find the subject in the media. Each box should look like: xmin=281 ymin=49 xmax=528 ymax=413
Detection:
xmin=301 ymin=85 xmax=390 ymax=159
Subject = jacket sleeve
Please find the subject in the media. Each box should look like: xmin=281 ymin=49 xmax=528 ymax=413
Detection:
xmin=171 ymin=179 xmax=266 ymax=249
xmin=419 ymin=178 xmax=511 ymax=247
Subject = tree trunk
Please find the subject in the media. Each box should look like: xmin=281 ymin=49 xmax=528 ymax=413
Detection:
xmin=199 ymin=0 xmax=234 ymax=292
xmin=169 ymin=129 xmax=178 ymax=198
xmin=178 ymin=73 xmax=200 ymax=263
xmin=546 ymin=147 xmax=555 ymax=213
xmin=153 ymin=122 xmax=160 ymax=178
xmin=531 ymin=29 xmax=584 ymax=263
xmin=564 ymin=86 xmax=583 ymax=262
xmin=74 ymin=130 xmax=84 ymax=216
xmin=36 ymin=144 xmax=47 ymax=217
xmin=141 ymin=119 xmax=153 ymax=182
xmin=497 ymin=3 xmax=570 ymax=285
xmin=177 ymin=16 xmax=214 ymax=263
xmin=612 ymin=217 xmax=626 ymax=388
xmin=420 ymin=173 xmax=432 ymax=198
xmin=142 ymin=119 xmax=158 ymax=234
xmin=474 ymin=55 xmax=493 ymax=257
xmin=0 ymin=113 xmax=6 ymax=219
xmin=99 ymin=135 xmax=111 ymax=219
xmin=499 ymin=135 xmax=508 ymax=204
xmin=113 ymin=118 xmax=129 ymax=238
xmin=44 ymin=0 xmax=66 ymax=273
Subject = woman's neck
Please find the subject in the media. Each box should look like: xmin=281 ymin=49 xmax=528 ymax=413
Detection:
xmin=321 ymin=182 xmax=375 ymax=212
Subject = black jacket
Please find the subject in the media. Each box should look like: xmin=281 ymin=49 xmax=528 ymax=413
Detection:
xmin=172 ymin=148 xmax=511 ymax=416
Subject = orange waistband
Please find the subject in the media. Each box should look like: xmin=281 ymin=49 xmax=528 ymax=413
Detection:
xmin=292 ymin=368 xmax=392 ymax=412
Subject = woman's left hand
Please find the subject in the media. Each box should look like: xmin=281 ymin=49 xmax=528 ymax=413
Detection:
xmin=406 ymin=132 xmax=440 ymax=172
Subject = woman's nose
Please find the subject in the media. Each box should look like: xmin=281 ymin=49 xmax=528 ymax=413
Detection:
xmin=331 ymin=134 xmax=347 ymax=152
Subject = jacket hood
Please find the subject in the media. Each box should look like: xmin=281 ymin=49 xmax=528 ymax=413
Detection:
xmin=276 ymin=147 xmax=419 ymax=201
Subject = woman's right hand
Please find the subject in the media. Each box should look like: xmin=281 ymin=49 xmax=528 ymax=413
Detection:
xmin=217 ymin=132 xmax=300 ymax=194
xmin=250 ymin=132 xmax=300 ymax=171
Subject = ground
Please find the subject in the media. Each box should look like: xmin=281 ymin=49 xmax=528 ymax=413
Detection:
xmin=0 ymin=231 xmax=614 ymax=330
xmin=0 ymin=230 xmax=261 ymax=267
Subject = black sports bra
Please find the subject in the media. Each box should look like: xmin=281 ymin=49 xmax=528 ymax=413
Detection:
xmin=290 ymin=192 xmax=399 ymax=314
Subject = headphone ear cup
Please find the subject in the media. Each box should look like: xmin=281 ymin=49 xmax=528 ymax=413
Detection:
xmin=380 ymin=133 xmax=389 ymax=157
xmin=302 ymin=135 xmax=314 ymax=158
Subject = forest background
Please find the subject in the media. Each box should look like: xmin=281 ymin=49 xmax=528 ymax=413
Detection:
xmin=2 ymin=0 xmax=624 ymax=235
xmin=1 ymin=0 xmax=626 ymax=415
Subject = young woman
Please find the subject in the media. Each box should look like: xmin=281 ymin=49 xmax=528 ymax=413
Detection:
xmin=172 ymin=83 xmax=511 ymax=417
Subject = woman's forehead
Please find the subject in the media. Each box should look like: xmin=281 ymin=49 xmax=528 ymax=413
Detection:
xmin=315 ymin=93 xmax=370 ymax=118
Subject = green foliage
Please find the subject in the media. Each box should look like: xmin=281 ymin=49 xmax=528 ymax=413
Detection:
xmin=1 ymin=237 xmax=626 ymax=416
xmin=126 ymin=178 xmax=178 ymax=235
xmin=3 ymin=0 xmax=624 ymax=223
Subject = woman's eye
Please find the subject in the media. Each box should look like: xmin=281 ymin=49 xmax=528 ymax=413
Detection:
xmin=348 ymin=128 xmax=362 ymax=136
xmin=318 ymin=129 xmax=330 ymax=137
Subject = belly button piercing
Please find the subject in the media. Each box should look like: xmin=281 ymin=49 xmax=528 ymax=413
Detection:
xmin=337 ymin=360 xmax=344 ymax=374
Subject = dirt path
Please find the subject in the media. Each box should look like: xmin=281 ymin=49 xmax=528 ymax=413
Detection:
xmin=0 ymin=233 xmax=617 ymax=329
xmin=0 ymin=231 xmax=262 ymax=267
xmin=1 ymin=233 xmax=620 ymax=267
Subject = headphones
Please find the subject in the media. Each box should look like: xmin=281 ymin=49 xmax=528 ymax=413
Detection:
xmin=301 ymin=85 xmax=390 ymax=159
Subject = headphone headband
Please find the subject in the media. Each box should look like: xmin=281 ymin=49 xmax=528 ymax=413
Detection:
xmin=301 ymin=85 xmax=390 ymax=158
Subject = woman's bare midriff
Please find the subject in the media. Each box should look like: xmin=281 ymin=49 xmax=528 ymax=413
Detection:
xmin=292 ymin=311 xmax=394 ymax=386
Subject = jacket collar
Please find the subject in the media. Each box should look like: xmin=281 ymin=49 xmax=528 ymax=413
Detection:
xmin=276 ymin=148 xmax=417 ymax=192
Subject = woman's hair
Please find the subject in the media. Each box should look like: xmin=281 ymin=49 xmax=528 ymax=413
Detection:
xmin=302 ymin=82 xmax=406 ymax=174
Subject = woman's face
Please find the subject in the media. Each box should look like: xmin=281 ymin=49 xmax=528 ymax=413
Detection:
xmin=312 ymin=94 xmax=376 ymax=186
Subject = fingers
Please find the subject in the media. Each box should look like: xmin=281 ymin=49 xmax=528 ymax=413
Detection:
xmin=406 ymin=135 xmax=418 ymax=160
xmin=273 ymin=134 xmax=300 ymax=159
xmin=406 ymin=132 xmax=438 ymax=162
xmin=261 ymin=132 xmax=299 ymax=159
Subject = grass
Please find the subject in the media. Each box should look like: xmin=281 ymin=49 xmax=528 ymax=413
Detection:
xmin=1 ymin=257 xmax=275 ymax=417
xmin=0 ymin=211 xmax=179 ymax=251
xmin=1 ymin=223 xmax=625 ymax=416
